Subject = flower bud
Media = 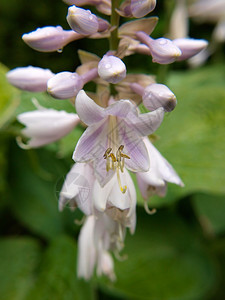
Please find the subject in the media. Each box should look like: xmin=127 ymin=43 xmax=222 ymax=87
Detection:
xmin=22 ymin=26 xmax=81 ymax=52
xmin=47 ymin=72 xmax=84 ymax=99
xmin=18 ymin=108 xmax=80 ymax=148
xmin=136 ymin=31 xmax=182 ymax=64
xmin=173 ymin=38 xmax=208 ymax=61
xmin=130 ymin=0 xmax=156 ymax=18
xmin=98 ymin=55 xmax=126 ymax=84
xmin=67 ymin=5 xmax=99 ymax=35
xmin=143 ymin=83 xmax=177 ymax=112
xmin=7 ymin=66 xmax=54 ymax=92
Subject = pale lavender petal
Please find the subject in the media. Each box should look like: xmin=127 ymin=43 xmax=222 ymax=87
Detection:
xmin=73 ymin=118 xmax=108 ymax=162
xmin=75 ymin=90 xmax=106 ymax=126
xmin=105 ymin=99 xmax=135 ymax=118
xmin=118 ymin=122 xmax=150 ymax=172
xmin=131 ymin=0 xmax=156 ymax=18
xmin=94 ymin=157 xmax=115 ymax=187
xmin=127 ymin=107 xmax=164 ymax=137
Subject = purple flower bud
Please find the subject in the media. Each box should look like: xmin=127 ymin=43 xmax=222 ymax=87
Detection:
xmin=131 ymin=0 xmax=156 ymax=18
xmin=143 ymin=83 xmax=177 ymax=112
xmin=67 ymin=5 xmax=99 ymax=35
xmin=7 ymin=66 xmax=54 ymax=92
xmin=98 ymin=55 xmax=126 ymax=84
xmin=136 ymin=31 xmax=182 ymax=64
xmin=173 ymin=38 xmax=208 ymax=61
xmin=47 ymin=72 xmax=84 ymax=99
xmin=22 ymin=26 xmax=81 ymax=52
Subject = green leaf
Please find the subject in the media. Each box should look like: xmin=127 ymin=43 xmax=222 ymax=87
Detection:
xmin=0 ymin=63 xmax=20 ymax=129
xmin=8 ymin=143 xmax=75 ymax=240
xmin=25 ymin=235 xmax=95 ymax=300
xmin=192 ymin=193 xmax=225 ymax=235
xmin=100 ymin=209 xmax=217 ymax=300
xmin=146 ymin=65 xmax=225 ymax=206
xmin=16 ymin=90 xmax=75 ymax=115
xmin=0 ymin=237 xmax=41 ymax=300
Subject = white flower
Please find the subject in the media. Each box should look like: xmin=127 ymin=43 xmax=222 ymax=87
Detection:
xmin=17 ymin=104 xmax=80 ymax=148
xmin=136 ymin=137 xmax=184 ymax=200
xmin=73 ymin=90 xmax=164 ymax=188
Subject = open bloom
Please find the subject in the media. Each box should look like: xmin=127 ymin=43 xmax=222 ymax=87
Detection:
xmin=136 ymin=137 xmax=184 ymax=200
xmin=73 ymin=90 xmax=164 ymax=187
xmin=59 ymin=161 xmax=136 ymax=232
xmin=17 ymin=105 xmax=80 ymax=148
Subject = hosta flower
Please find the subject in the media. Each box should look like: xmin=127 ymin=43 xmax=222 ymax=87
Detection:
xmin=22 ymin=26 xmax=82 ymax=52
xmin=73 ymin=90 xmax=165 ymax=188
xmin=17 ymin=105 xmax=80 ymax=148
xmin=59 ymin=162 xmax=95 ymax=215
xmin=7 ymin=66 xmax=54 ymax=92
xmin=67 ymin=5 xmax=99 ymax=35
xmin=136 ymin=137 xmax=184 ymax=201
xmin=78 ymin=211 xmax=133 ymax=280
xmin=98 ymin=55 xmax=126 ymax=84
xmin=59 ymin=161 xmax=136 ymax=231
xmin=136 ymin=31 xmax=182 ymax=64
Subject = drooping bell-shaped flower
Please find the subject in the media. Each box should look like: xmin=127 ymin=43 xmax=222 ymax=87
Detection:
xmin=67 ymin=5 xmax=99 ymax=35
xmin=7 ymin=66 xmax=54 ymax=92
xmin=47 ymin=72 xmax=84 ymax=99
xmin=17 ymin=105 xmax=80 ymax=148
xmin=98 ymin=55 xmax=126 ymax=84
xmin=173 ymin=38 xmax=208 ymax=61
xmin=143 ymin=83 xmax=177 ymax=112
xmin=136 ymin=137 xmax=184 ymax=200
xmin=59 ymin=162 xmax=95 ymax=215
xmin=73 ymin=90 xmax=164 ymax=187
xmin=136 ymin=31 xmax=182 ymax=64
xmin=78 ymin=210 xmax=132 ymax=280
xmin=22 ymin=26 xmax=82 ymax=52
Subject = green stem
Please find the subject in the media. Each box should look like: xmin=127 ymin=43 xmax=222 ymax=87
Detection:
xmin=109 ymin=0 xmax=120 ymax=51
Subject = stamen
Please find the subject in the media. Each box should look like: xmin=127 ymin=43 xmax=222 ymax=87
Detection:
xmin=144 ymin=199 xmax=157 ymax=215
xmin=16 ymin=136 xmax=31 ymax=150
xmin=104 ymin=145 xmax=130 ymax=194
xmin=116 ymin=167 xmax=127 ymax=193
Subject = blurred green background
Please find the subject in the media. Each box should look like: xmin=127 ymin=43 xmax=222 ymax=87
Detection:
xmin=0 ymin=0 xmax=225 ymax=299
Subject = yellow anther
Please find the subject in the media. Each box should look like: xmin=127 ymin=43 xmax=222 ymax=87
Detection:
xmin=103 ymin=147 xmax=112 ymax=159
xmin=103 ymin=145 xmax=130 ymax=194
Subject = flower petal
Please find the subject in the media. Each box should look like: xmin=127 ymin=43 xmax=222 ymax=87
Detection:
xmin=127 ymin=107 xmax=164 ymax=136
xmin=77 ymin=216 xmax=96 ymax=280
xmin=73 ymin=118 xmax=108 ymax=162
xmin=75 ymin=90 xmax=106 ymax=125
xmin=93 ymin=175 xmax=115 ymax=212
xmin=118 ymin=121 xmax=150 ymax=172
xmin=105 ymin=99 xmax=136 ymax=118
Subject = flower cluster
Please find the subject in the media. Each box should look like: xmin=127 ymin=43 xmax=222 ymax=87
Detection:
xmin=7 ymin=0 xmax=207 ymax=280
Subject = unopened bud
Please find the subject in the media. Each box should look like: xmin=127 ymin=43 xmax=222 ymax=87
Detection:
xmin=143 ymin=83 xmax=177 ymax=112
xmin=136 ymin=31 xmax=182 ymax=64
xmin=131 ymin=0 xmax=156 ymax=18
xmin=47 ymin=72 xmax=83 ymax=99
xmin=18 ymin=108 xmax=80 ymax=148
xmin=7 ymin=66 xmax=54 ymax=92
xmin=22 ymin=26 xmax=81 ymax=52
xmin=98 ymin=55 xmax=126 ymax=84
xmin=173 ymin=38 xmax=208 ymax=61
xmin=67 ymin=5 xmax=99 ymax=35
